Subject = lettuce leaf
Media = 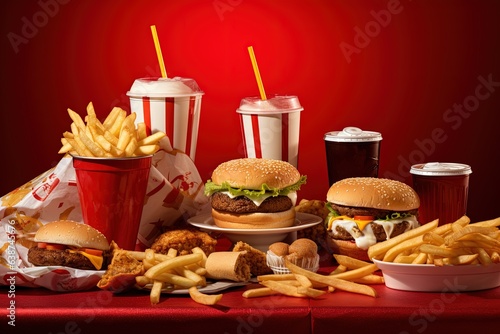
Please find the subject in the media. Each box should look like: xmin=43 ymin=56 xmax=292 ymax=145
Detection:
xmin=204 ymin=175 xmax=307 ymax=202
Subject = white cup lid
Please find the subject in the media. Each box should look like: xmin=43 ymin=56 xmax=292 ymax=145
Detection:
xmin=236 ymin=95 xmax=303 ymax=114
xmin=410 ymin=162 xmax=472 ymax=176
xmin=127 ymin=77 xmax=204 ymax=98
xmin=324 ymin=127 xmax=382 ymax=142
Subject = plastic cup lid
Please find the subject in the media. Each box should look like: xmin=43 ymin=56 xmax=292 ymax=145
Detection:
xmin=126 ymin=77 xmax=204 ymax=98
xmin=410 ymin=162 xmax=472 ymax=176
xmin=236 ymin=95 xmax=303 ymax=114
xmin=324 ymin=127 xmax=382 ymax=142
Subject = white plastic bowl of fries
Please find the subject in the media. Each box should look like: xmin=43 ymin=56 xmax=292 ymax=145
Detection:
xmin=369 ymin=216 xmax=500 ymax=292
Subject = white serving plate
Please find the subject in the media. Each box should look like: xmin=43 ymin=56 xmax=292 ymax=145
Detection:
xmin=187 ymin=212 xmax=322 ymax=251
xmin=373 ymin=259 xmax=500 ymax=292
xmin=139 ymin=280 xmax=250 ymax=295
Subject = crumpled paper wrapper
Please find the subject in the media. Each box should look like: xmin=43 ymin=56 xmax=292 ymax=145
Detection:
xmin=0 ymin=138 xmax=211 ymax=291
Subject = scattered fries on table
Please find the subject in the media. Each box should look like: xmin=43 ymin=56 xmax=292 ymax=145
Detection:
xmin=123 ymin=247 xmax=220 ymax=306
xmin=368 ymin=215 xmax=500 ymax=266
xmin=243 ymin=256 xmax=382 ymax=299
xmin=58 ymin=102 xmax=165 ymax=157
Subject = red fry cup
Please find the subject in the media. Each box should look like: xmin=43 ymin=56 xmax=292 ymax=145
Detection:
xmin=127 ymin=77 xmax=204 ymax=161
xmin=237 ymin=95 xmax=303 ymax=167
xmin=72 ymin=155 xmax=152 ymax=250
xmin=410 ymin=162 xmax=472 ymax=226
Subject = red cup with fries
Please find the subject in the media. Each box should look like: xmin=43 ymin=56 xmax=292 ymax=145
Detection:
xmin=73 ymin=155 xmax=152 ymax=250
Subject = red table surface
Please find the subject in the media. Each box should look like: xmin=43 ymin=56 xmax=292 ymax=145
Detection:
xmin=6 ymin=271 xmax=500 ymax=334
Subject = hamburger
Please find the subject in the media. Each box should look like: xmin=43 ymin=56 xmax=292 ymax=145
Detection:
xmin=204 ymin=158 xmax=307 ymax=229
xmin=27 ymin=220 xmax=111 ymax=270
xmin=325 ymin=177 xmax=420 ymax=261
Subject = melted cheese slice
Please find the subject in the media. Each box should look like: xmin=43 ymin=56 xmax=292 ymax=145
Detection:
xmin=328 ymin=215 xmax=419 ymax=250
xmin=327 ymin=215 xmax=372 ymax=231
xmin=221 ymin=190 xmax=297 ymax=207
xmin=68 ymin=250 xmax=104 ymax=270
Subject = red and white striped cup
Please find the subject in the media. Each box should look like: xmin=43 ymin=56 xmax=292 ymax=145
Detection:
xmin=127 ymin=77 xmax=204 ymax=161
xmin=237 ymin=95 xmax=303 ymax=167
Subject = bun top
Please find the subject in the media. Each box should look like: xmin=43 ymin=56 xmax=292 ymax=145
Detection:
xmin=327 ymin=177 xmax=420 ymax=211
xmin=34 ymin=220 xmax=110 ymax=250
xmin=211 ymin=158 xmax=301 ymax=190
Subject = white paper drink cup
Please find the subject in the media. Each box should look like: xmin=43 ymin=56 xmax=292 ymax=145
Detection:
xmin=236 ymin=95 xmax=303 ymax=167
xmin=127 ymin=77 xmax=204 ymax=161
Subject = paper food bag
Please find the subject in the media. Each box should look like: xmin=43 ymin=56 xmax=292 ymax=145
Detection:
xmin=0 ymin=139 xmax=210 ymax=290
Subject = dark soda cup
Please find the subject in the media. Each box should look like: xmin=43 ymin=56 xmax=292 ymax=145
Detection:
xmin=410 ymin=162 xmax=472 ymax=226
xmin=324 ymin=127 xmax=382 ymax=186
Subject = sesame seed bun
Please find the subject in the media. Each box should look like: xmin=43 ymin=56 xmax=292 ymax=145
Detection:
xmin=34 ymin=220 xmax=110 ymax=251
xmin=211 ymin=158 xmax=301 ymax=190
xmin=327 ymin=177 xmax=420 ymax=211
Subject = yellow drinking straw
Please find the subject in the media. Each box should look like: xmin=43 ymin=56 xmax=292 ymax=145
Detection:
xmin=247 ymin=46 xmax=267 ymax=100
xmin=151 ymin=25 xmax=167 ymax=78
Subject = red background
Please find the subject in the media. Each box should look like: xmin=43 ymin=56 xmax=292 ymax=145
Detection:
xmin=1 ymin=0 xmax=499 ymax=223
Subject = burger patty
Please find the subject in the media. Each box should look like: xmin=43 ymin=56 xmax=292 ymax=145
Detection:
xmin=329 ymin=203 xmax=419 ymax=242
xmin=329 ymin=220 xmax=413 ymax=242
xmin=27 ymin=247 xmax=111 ymax=270
xmin=329 ymin=203 xmax=418 ymax=219
xmin=211 ymin=192 xmax=293 ymax=214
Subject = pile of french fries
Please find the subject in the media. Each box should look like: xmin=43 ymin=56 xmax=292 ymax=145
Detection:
xmin=126 ymin=247 xmax=222 ymax=305
xmin=58 ymin=102 xmax=165 ymax=157
xmin=244 ymin=254 xmax=382 ymax=299
xmin=368 ymin=216 xmax=500 ymax=266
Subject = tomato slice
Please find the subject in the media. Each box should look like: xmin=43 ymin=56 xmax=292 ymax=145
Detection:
xmin=37 ymin=242 xmax=47 ymax=249
xmin=45 ymin=243 xmax=67 ymax=251
xmin=82 ymin=248 xmax=103 ymax=257
xmin=353 ymin=215 xmax=375 ymax=221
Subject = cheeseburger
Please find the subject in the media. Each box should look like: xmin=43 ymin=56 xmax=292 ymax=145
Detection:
xmin=28 ymin=220 xmax=111 ymax=270
xmin=204 ymin=158 xmax=307 ymax=229
xmin=326 ymin=177 xmax=420 ymax=261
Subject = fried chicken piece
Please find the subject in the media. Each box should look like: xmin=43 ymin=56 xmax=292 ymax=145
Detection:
xmin=97 ymin=249 xmax=144 ymax=293
xmin=232 ymin=241 xmax=272 ymax=276
xmin=151 ymin=228 xmax=217 ymax=256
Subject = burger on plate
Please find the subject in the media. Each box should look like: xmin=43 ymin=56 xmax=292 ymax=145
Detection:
xmin=325 ymin=177 xmax=420 ymax=261
xmin=27 ymin=220 xmax=112 ymax=270
xmin=204 ymin=158 xmax=307 ymax=229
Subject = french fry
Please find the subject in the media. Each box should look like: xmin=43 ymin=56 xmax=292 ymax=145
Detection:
xmin=60 ymin=103 xmax=165 ymax=158
xmin=440 ymin=254 xmax=479 ymax=266
xmin=109 ymin=109 xmax=127 ymax=137
xmin=242 ymin=287 xmax=280 ymax=298
xmin=144 ymin=253 xmax=203 ymax=279
xmin=188 ymin=286 xmax=222 ymax=306
xmin=103 ymin=107 xmax=121 ymax=130
xmin=67 ymin=108 xmax=86 ymax=131
xmin=135 ymin=144 xmax=160 ymax=156
xmin=329 ymin=263 xmax=379 ymax=281
xmin=294 ymin=274 xmax=313 ymax=288
xmin=257 ymin=273 xmax=297 ymax=282
xmin=138 ymin=131 xmax=166 ymax=146
xmin=329 ymin=264 xmax=347 ymax=275
xmin=285 ymin=260 xmax=377 ymax=297
xmin=444 ymin=225 xmax=499 ymax=246
xmin=419 ymin=244 xmax=470 ymax=258
xmin=371 ymin=215 xmax=500 ymax=268
xmin=333 ymin=254 xmax=372 ymax=269
xmin=136 ymin=122 xmax=148 ymax=141
xmin=474 ymin=248 xmax=493 ymax=265
xmin=368 ymin=220 xmax=439 ymax=261
xmin=117 ymin=127 xmax=132 ymax=151
xmin=150 ymin=280 xmax=163 ymax=305
xmin=260 ymin=280 xmax=310 ymax=298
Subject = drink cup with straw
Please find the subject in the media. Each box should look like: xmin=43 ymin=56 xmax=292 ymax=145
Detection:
xmin=237 ymin=46 xmax=303 ymax=167
xmin=127 ymin=25 xmax=204 ymax=161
